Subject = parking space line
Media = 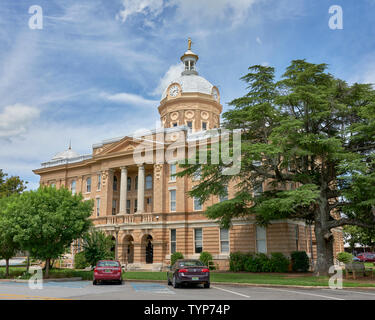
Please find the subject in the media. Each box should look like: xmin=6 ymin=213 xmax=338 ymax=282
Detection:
xmin=211 ymin=286 xmax=250 ymax=298
xmin=322 ymin=289 xmax=375 ymax=297
xmin=261 ymin=287 xmax=344 ymax=300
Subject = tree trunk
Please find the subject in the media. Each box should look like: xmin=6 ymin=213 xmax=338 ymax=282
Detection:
xmin=5 ymin=259 xmax=9 ymax=277
xmin=314 ymin=222 xmax=334 ymax=276
xmin=26 ymin=253 xmax=30 ymax=273
xmin=45 ymin=258 xmax=50 ymax=278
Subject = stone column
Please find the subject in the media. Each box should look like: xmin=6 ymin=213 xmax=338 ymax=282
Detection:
xmin=119 ymin=167 xmax=128 ymax=214
xmin=137 ymin=165 xmax=145 ymax=213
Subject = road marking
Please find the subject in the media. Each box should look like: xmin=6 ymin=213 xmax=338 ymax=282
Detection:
xmin=131 ymin=283 xmax=175 ymax=295
xmin=322 ymin=289 xmax=375 ymax=297
xmin=261 ymin=287 xmax=344 ymax=300
xmin=0 ymin=293 xmax=70 ymax=300
xmin=211 ymin=286 xmax=250 ymax=298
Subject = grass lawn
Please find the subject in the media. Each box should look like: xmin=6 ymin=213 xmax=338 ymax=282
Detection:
xmin=1 ymin=267 xmax=374 ymax=288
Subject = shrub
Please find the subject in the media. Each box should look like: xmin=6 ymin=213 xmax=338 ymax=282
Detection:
xmin=244 ymin=254 xmax=260 ymax=272
xmin=199 ymin=252 xmax=213 ymax=268
xmin=82 ymin=231 xmax=115 ymax=267
xmin=269 ymin=253 xmax=290 ymax=273
xmin=229 ymin=252 xmax=250 ymax=272
xmin=74 ymin=251 xmax=90 ymax=269
xmin=337 ymin=252 xmax=353 ymax=264
xmin=291 ymin=251 xmax=310 ymax=272
xmin=170 ymin=252 xmax=184 ymax=266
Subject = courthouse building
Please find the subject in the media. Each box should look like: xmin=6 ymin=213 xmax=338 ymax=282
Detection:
xmin=33 ymin=41 xmax=344 ymax=270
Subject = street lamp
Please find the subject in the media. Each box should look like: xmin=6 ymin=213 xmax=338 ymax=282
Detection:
xmin=114 ymin=225 xmax=120 ymax=261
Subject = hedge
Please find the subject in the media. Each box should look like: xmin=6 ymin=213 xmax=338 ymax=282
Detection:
xmin=229 ymin=252 xmax=290 ymax=273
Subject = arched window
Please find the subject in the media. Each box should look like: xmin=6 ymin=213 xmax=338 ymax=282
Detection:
xmin=127 ymin=177 xmax=131 ymax=191
xmin=146 ymin=175 xmax=152 ymax=190
xmin=113 ymin=176 xmax=118 ymax=191
xmin=86 ymin=177 xmax=91 ymax=193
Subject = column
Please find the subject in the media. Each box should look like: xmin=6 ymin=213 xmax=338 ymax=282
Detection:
xmin=137 ymin=165 xmax=145 ymax=213
xmin=119 ymin=167 xmax=128 ymax=214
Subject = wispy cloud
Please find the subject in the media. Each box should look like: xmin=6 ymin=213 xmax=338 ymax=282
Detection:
xmin=103 ymin=92 xmax=159 ymax=107
xmin=152 ymin=62 xmax=184 ymax=96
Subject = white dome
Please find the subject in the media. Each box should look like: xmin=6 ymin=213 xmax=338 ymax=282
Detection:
xmin=51 ymin=148 xmax=80 ymax=161
xmin=161 ymin=74 xmax=214 ymax=100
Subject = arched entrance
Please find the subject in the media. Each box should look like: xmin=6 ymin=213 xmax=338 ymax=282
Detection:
xmin=110 ymin=236 xmax=116 ymax=258
xmin=123 ymin=235 xmax=134 ymax=264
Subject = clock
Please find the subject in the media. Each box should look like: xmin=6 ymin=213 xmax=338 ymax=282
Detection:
xmin=212 ymin=88 xmax=219 ymax=101
xmin=169 ymin=85 xmax=180 ymax=97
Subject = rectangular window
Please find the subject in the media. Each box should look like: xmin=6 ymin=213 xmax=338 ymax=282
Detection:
xmin=127 ymin=177 xmax=131 ymax=191
xmin=96 ymin=198 xmax=100 ymax=217
xmin=126 ymin=199 xmax=131 ymax=214
xmin=219 ymin=186 xmax=228 ymax=202
xmin=220 ymin=228 xmax=229 ymax=253
xmin=147 ymin=197 xmax=152 ymax=205
xmin=193 ymin=168 xmax=201 ymax=181
xmin=86 ymin=178 xmax=91 ymax=193
xmin=97 ymin=174 xmax=101 ymax=191
xmin=194 ymin=228 xmax=203 ymax=254
xmin=112 ymin=200 xmax=117 ymax=215
xmin=71 ymin=180 xmax=76 ymax=195
xmin=170 ymin=229 xmax=176 ymax=254
xmin=170 ymin=164 xmax=176 ymax=181
xmin=134 ymin=199 xmax=137 ymax=213
xmin=187 ymin=121 xmax=192 ymax=129
xmin=173 ymin=122 xmax=178 ymax=127
xmin=256 ymin=226 xmax=267 ymax=253
xmin=193 ymin=197 xmax=202 ymax=211
xmin=170 ymin=190 xmax=176 ymax=212
xmin=202 ymin=122 xmax=207 ymax=130
xmin=295 ymin=225 xmax=299 ymax=250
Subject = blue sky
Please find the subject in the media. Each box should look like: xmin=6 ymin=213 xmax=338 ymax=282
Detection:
xmin=0 ymin=0 xmax=375 ymax=189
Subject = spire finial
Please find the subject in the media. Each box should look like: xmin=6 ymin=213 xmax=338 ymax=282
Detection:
xmin=69 ymin=139 xmax=71 ymax=150
xmin=188 ymin=37 xmax=192 ymax=50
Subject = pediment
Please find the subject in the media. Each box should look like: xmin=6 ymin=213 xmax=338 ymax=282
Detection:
xmin=94 ymin=136 xmax=142 ymax=156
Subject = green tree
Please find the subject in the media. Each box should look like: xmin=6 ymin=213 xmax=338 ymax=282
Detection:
xmin=178 ymin=61 xmax=375 ymax=275
xmin=343 ymin=225 xmax=375 ymax=252
xmin=82 ymin=230 xmax=115 ymax=267
xmin=1 ymin=186 xmax=93 ymax=277
xmin=0 ymin=169 xmax=27 ymax=198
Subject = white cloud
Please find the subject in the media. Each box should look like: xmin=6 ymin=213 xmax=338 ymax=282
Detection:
xmin=152 ymin=63 xmax=184 ymax=96
xmin=103 ymin=92 xmax=159 ymax=107
xmin=117 ymin=0 xmax=165 ymax=22
xmin=0 ymin=104 xmax=40 ymax=140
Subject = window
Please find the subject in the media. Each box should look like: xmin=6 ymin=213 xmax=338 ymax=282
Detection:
xmin=147 ymin=197 xmax=152 ymax=205
xmin=220 ymin=228 xmax=229 ymax=253
xmin=96 ymin=198 xmax=100 ymax=217
xmin=256 ymin=226 xmax=267 ymax=253
xmin=113 ymin=176 xmax=118 ymax=191
xmin=71 ymin=180 xmax=76 ymax=195
xmin=126 ymin=200 xmax=131 ymax=214
xmin=220 ymin=186 xmax=228 ymax=202
xmin=86 ymin=178 xmax=91 ymax=193
xmin=112 ymin=200 xmax=117 ymax=215
xmin=187 ymin=121 xmax=192 ymax=129
xmin=127 ymin=177 xmax=131 ymax=191
xmin=97 ymin=174 xmax=101 ymax=191
xmin=135 ymin=176 xmax=138 ymax=190
xmin=193 ymin=168 xmax=201 ymax=181
xmin=173 ymin=122 xmax=178 ymax=127
xmin=170 ymin=229 xmax=176 ymax=254
xmin=170 ymin=164 xmax=176 ymax=182
xmin=254 ymin=183 xmax=263 ymax=196
xmin=194 ymin=228 xmax=203 ymax=254
xmin=146 ymin=175 xmax=152 ymax=190
xmin=170 ymin=190 xmax=176 ymax=212
xmin=193 ymin=197 xmax=202 ymax=211
xmin=134 ymin=199 xmax=137 ymax=213
xmin=202 ymin=122 xmax=207 ymax=131
xmin=50 ymin=183 xmax=56 ymax=188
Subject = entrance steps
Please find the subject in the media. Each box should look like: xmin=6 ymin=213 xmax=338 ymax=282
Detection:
xmin=124 ymin=263 xmax=165 ymax=272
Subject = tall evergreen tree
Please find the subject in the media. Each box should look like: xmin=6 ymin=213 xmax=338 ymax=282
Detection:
xmin=178 ymin=61 xmax=375 ymax=275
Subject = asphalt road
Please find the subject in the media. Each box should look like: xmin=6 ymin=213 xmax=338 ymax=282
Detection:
xmin=0 ymin=280 xmax=374 ymax=300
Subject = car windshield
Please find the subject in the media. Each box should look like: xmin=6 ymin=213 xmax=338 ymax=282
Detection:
xmin=178 ymin=260 xmax=204 ymax=267
xmin=97 ymin=261 xmax=120 ymax=267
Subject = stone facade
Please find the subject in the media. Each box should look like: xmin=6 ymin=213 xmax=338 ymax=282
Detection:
xmin=33 ymin=43 xmax=344 ymax=270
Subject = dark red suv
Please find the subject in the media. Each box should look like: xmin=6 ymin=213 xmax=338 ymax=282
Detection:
xmin=93 ymin=260 xmax=123 ymax=285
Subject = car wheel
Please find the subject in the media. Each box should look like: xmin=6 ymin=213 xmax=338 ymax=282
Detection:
xmin=93 ymin=280 xmax=97 ymax=285
xmin=172 ymin=276 xmax=179 ymax=288
xmin=204 ymin=283 xmax=210 ymax=289
xmin=118 ymin=280 xmax=123 ymax=285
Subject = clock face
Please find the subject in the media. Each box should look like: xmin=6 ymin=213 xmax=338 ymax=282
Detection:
xmin=169 ymin=85 xmax=179 ymax=97
xmin=212 ymin=88 xmax=219 ymax=101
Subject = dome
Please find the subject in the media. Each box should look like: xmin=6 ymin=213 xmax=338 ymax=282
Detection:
xmin=161 ymin=74 xmax=214 ymax=100
xmin=51 ymin=147 xmax=80 ymax=161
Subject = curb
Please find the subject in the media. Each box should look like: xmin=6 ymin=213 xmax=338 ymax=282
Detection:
xmin=0 ymin=277 xmax=83 ymax=283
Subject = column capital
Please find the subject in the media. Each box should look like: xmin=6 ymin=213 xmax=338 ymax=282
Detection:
xmin=137 ymin=164 xmax=145 ymax=170
xmin=120 ymin=166 xmax=128 ymax=172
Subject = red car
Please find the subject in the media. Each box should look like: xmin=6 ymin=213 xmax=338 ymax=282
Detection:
xmin=356 ymin=253 xmax=375 ymax=262
xmin=93 ymin=260 xmax=123 ymax=285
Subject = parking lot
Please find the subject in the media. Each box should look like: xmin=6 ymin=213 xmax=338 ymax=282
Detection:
xmin=0 ymin=280 xmax=374 ymax=300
